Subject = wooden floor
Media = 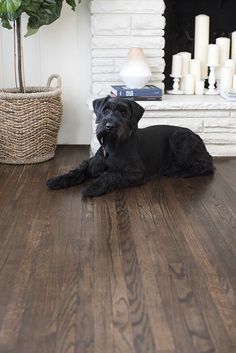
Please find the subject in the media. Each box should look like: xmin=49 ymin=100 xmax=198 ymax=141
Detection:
xmin=0 ymin=146 xmax=236 ymax=353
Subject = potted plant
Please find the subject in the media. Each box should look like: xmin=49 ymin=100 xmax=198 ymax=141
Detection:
xmin=0 ymin=0 xmax=81 ymax=164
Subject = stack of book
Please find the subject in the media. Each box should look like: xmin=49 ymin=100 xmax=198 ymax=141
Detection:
xmin=110 ymin=84 xmax=163 ymax=101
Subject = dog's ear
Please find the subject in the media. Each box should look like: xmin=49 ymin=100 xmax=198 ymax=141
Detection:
xmin=92 ymin=95 xmax=110 ymax=123
xmin=129 ymin=101 xmax=145 ymax=130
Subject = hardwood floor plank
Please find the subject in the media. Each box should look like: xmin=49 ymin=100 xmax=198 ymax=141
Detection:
xmin=104 ymin=197 xmax=136 ymax=353
xmin=186 ymin=257 xmax=235 ymax=353
xmin=0 ymin=220 xmax=44 ymax=352
xmin=93 ymin=198 xmax=114 ymax=353
xmin=162 ymin=178 xmax=236 ymax=347
xmin=115 ymin=192 xmax=157 ymax=353
xmin=137 ymin=181 xmax=214 ymax=353
xmin=215 ymin=158 xmax=236 ymax=192
xmin=124 ymin=189 xmax=175 ymax=352
xmin=74 ymin=199 xmax=95 ymax=353
xmin=168 ymin=262 xmax=214 ymax=353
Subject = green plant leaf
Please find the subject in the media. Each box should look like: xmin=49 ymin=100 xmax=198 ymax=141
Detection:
xmin=0 ymin=0 xmax=80 ymax=34
xmin=25 ymin=24 xmax=38 ymax=36
xmin=66 ymin=0 xmax=76 ymax=11
xmin=0 ymin=0 xmax=21 ymax=13
xmin=0 ymin=8 xmax=21 ymax=28
xmin=25 ymin=0 xmax=63 ymax=36
xmin=0 ymin=13 xmax=12 ymax=28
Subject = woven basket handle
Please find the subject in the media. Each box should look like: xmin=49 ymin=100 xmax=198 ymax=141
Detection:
xmin=46 ymin=74 xmax=62 ymax=89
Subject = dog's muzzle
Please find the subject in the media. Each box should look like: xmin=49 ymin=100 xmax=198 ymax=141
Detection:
xmin=105 ymin=122 xmax=116 ymax=131
xmin=96 ymin=112 xmax=132 ymax=146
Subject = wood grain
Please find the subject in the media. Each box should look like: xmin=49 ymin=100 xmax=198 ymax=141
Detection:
xmin=0 ymin=147 xmax=236 ymax=353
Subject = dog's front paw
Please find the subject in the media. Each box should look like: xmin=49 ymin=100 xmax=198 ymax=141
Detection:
xmin=82 ymin=182 xmax=105 ymax=197
xmin=46 ymin=176 xmax=65 ymax=190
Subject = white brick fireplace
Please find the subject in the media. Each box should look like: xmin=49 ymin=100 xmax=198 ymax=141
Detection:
xmin=89 ymin=0 xmax=236 ymax=156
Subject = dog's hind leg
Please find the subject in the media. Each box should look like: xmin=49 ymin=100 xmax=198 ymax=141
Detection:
xmin=162 ymin=130 xmax=214 ymax=178
xmin=82 ymin=171 xmax=145 ymax=197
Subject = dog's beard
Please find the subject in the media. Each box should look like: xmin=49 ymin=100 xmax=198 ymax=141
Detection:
xmin=96 ymin=123 xmax=131 ymax=146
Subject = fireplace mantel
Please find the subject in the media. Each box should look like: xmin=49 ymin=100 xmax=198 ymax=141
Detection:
xmin=122 ymin=95 xmax=236 ymax=111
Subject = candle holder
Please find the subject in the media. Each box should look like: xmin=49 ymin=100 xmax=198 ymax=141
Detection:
xmin=205 ymin=66 xmax=219 ymax=95
xmin=167 ymin=75 xmax=183 ymax=95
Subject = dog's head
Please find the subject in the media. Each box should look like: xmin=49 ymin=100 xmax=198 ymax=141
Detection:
xmin=93 ymin=96 xmax=144 ymax=146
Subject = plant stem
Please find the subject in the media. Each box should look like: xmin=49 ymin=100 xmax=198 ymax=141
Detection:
xmin=16 ymin=16 xmax=24 ymax=93
xmin=13 ymin=21 xmax=18 ymax=88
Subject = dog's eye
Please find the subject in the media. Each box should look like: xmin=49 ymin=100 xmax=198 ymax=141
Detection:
xmin=121 ymin=111 xmax=126 ymax=116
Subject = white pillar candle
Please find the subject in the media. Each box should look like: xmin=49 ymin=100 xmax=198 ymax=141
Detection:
xmin=224 ymin=59 xmax=235 ymax=73
xmin=215 ymin=37 xmax=230 ymax=79
xmin=216 ymin=37 xmax=230 ymax=64
xmin=171 ymin=54 xmax=182 ymax=77
xmin=180 ymin=77 xmax=185 ymax=92
xmin=220 ymin=66 xmax=233 ymax=91
xmin=179 ymin=52 xmax=191 ymax=76
xmin=190 ymin=59 xmax=201 ymax=81
xmin=179 ymin=52 xmax=191 ymax=91
xmin=231 ymin=31 xmax=236 ymax=64
xmin=207 ymin=44 xmax=219 ymax=67
xmin=233 ymin=75 xmax=236 ymax=89
xmin=194 ymin=14 xmax=210 ymax=79
xmin=184 ymin=74 xmax=195 ymax=94
xmin=195 ymin=80 xmax=205 ymax=95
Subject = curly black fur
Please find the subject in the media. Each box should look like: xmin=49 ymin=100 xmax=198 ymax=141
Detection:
xmin=47 ymin=96 xmax=214 ymax=197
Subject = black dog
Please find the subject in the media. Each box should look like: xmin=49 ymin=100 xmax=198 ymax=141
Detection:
xmin=47 ymin=96 xmax=214 ymax=197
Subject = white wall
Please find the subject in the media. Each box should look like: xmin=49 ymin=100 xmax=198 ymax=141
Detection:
xmin=0 ymin=1 xmax=92 ymax=144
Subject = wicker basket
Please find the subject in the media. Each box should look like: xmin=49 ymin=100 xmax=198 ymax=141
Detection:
xmin=0 ymin=74 xmax=63 ymax=164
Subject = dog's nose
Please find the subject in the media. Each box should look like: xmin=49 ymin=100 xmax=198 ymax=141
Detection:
xmin=106 ymin=123 xmax=115 ymax=131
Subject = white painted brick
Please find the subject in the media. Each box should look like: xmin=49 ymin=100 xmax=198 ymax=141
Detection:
xmin=206 ymin=145 xmax=236 ymax=156
xmin=147 ymin=58 xmax=165 ymax=72
xmin=203 ymin=118 xmax=236 ymax=132
xmin=137 ymin=96 xmax=236 ymax=111
xmin=131 ymin=14 xmax=165 ymax=29
xmin=92 ymin=82 xmax=113 ymax=96
xmin=92 ymin=66 xmax=114 ymax=74
xmin=139 ymin=117 xmax=203 ymax=132
xmin=92 ymin=35 xmax=165 ymax=49
xmin=91 ymin=0 xmax=165 ymax=14
xmin=126 ymin=96 xmax=236 ymax=113
xmin=229 ymin=111 xmax=236 ymax=117
xmin=91 ymin=15 xmax=130 ymax=35
xmin=199 ymin=133 xmax=236 ymax=144
xmin=141 ymin=110 xmax=230 ymax=118
xmin=92 ymin=58 xmax=114 ymax=66
xmin=92 ymin=73 xmax=122 ymax=82
xmin=92 ymin=48 xmax=164 ymax=58
xmin=150 ymin=73 xmax=165 ymax=81
xmin=92 ymin=72 xmax=164 ymax=82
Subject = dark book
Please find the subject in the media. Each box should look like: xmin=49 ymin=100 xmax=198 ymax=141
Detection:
xmin=110 ymin=92 xmax=162 ymax=101
xmin=111 ymin=84 xmax=163 ymax=97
